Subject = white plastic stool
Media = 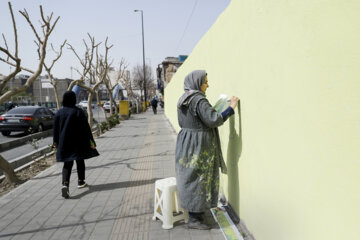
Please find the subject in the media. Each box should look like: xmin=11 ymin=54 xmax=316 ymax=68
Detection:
xmin=152 ymin=177 xmax=189 ymax=229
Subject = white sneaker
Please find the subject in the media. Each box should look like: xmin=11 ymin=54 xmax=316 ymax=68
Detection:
xmin=77 ymin=181 xmax=88 ymax=189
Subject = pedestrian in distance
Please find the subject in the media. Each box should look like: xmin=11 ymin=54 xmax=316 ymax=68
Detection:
xmin=151 ymin=97 xmax=158 ymax=114
xmin=175 ymin=70 xmax=239 ymax=230
xmin=53 ymin=91 xmax=99 ymax=199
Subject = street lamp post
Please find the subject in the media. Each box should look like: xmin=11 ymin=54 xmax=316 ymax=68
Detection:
xmin=134 ymin=9 xmax=147 ymax=108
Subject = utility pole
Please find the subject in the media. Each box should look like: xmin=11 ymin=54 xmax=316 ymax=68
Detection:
xmin=134 ymin=9 xmax=147 ymax=109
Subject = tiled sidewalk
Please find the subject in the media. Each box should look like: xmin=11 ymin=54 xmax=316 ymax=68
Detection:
xmin=0 ymin=109 xmax=224 ymax=240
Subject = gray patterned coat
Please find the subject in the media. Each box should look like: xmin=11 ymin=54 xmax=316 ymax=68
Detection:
xmin=175 ymin=70 xmax=227 ymax=213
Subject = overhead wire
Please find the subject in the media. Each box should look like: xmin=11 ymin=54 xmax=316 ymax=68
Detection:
xmin=175 ymin=0 xmax=199 ymax=53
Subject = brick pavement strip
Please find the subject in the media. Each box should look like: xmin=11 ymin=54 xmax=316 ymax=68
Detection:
xmin=0 ymin=109 xmax=224 ymax=240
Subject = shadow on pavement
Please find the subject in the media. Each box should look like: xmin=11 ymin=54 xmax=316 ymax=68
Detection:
xmin=0 ymin=211 xmax=153 ymax=239
xmin=33 ymin=152 xmax=171 ymax=181
xmin=6 ymin=132 xmax=28 ymax=138
xmin=71 ymin=178 xmax=160 ymax=199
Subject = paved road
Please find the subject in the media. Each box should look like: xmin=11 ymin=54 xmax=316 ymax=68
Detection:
xmin=92 ymin=106 xmax=107 ymax=124
xmin=0 ymin=108 xmax=224 ymax=240
xmin=0 ymin=132 xmax=29 ymax=144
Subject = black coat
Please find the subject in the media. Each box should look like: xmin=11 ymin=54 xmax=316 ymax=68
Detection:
xmin=53 ymin=106 xmax=99 ymax=162
xmin=151 ymin=99 xmax=158 ymax=108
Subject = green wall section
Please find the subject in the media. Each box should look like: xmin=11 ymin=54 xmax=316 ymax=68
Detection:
xmin=165 ymin=0 xmax=360 ymax=239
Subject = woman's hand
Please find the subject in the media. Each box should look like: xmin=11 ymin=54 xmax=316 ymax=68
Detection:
xmin=229 ymin=96 xmax=239 ymax=109
xmin=90 ymin=140 xmax=96 ymax=149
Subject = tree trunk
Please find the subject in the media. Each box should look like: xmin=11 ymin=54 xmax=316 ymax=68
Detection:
xmin=96 ymin=90 xmax=108 ymax=122
xmin=53 ymin=83 xmax=61 ymax=110
xmin=109 ymin=98 xmax=113 ymax=115
xmin=87 ymin=93 xmax=94 ymax=128
xmin=111 ymin=95 xmax=118 ymax=114
xmin=0 ymin=155 xmax=19 ymax=183
xmin=106 ymin=83 xmax=118 ymax=115
xmin=101 ymin=106 xmax=107 ymax=122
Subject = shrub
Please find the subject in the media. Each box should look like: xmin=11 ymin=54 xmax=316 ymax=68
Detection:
xmin=108 ymin=114 xmax=120 ymax=128
xmin=100 ymin=121 xmax=109 ymax=131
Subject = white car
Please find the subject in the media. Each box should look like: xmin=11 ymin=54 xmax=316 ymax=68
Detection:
xmin=78 ymin=101 xmax=88 ymax=108
xmin=103 ymin=101 xmax=117 ymax=112
xmin=78 ymin=101 xmax=95 ymax=109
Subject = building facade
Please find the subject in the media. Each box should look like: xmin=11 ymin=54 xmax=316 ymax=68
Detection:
xmin=0 ymin=74 xmax=72 ymax=106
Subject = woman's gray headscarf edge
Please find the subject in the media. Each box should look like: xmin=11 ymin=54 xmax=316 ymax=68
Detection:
xmin=177 ymin=70 xmax=207 ymax=108
xmin=184 ymin=70 xmax=207 ymax=91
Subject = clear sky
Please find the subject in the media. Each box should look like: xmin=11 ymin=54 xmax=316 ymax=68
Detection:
xmin=0 ymin=0 xmax=230 ymax=79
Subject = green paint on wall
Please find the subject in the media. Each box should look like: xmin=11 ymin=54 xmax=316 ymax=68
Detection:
xmin=165 ymin=0 xmax=360 ymax=239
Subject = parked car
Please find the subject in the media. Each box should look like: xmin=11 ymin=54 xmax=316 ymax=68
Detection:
xmin=103 ymin=101 xmax=118 ymax=112
xmin=78 ymin=100 xmax=88 ymax=109
xmin=0 ymin=106 xmax=54 ymax=136
xmin=0 ymin=105 xmax=5 ymax=115
xmin=48 ymin=108 xmax=58 ymax=115
xmin=78 ymin=100 xmax=95 ymax=109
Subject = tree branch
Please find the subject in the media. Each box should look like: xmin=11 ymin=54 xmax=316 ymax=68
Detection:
xmin=45 ymin=39 xmax=66 ymax=71
xmin=19 ymin=8 xmax=42 ymax=44
xmin=8 ymin=2 xmax=19 ymax=58
xmin=0 ymin=57 xmax=34 ymax=74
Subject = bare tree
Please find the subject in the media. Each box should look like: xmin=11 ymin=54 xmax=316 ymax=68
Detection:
xmin=0 ymin=2 xmax=59 ymax=184
xmin=120 ymin=69 xmax=133 ymax=100
xmin=132 ymin=63 xmax=156 ymax=101
xmin=92 ymin=52 xmax=114 ymax=119
xmin=146 ymin=78 xmax=157 ymax=100
xmin=104 ymin=58 xmax=128 ymax=115
xmin=67 ymin=34 xmax=98 ymax=125
xmin=67 ymin=33 xmax=98 ymax=92
xmin=132 ymin=64 xmax=144 ymax=100
xmin=43 ymin=41 xmax=67 ymax=109
xmin=104 ymin=76 xmax=117 ymax=115
xmin=8 ymin=41 xmax=67 ymax=110
xmin=67 ymin=35 xmax=112 ymax=127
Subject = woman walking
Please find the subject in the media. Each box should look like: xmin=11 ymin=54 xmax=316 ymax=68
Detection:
xmin=176 ymin=70 xmax=239 ymax=229
xmin=53 ymin=91 xmax=99 ymax=199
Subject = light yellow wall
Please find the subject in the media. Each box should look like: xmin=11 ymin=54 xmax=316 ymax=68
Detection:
xmin=165 ymin=0 xmax=360 ymax=239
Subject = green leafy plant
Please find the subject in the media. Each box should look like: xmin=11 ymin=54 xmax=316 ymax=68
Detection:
xmin=107 ymin=113 xmax=120 ymax=128
xmin=100 ymin=121 xmax=109 ymax=131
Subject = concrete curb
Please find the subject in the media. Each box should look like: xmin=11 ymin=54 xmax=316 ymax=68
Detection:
xmin=0 ymin=145 xmax=53 ymax=178
xmin=0 ymin=130 xmax=53 ymax=152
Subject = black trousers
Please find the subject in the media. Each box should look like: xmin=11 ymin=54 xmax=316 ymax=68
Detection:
xmin=152 ymin=106 xmax=157 ymax=114
xmin=62 ymin=159 xmax=85 ymax=186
